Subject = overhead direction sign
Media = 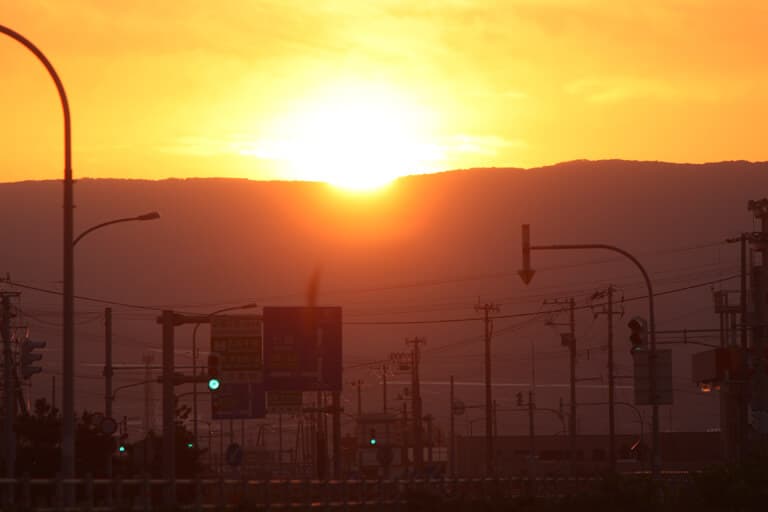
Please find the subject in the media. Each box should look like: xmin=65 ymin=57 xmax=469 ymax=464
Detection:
xmin=263 ymin=306 xmax=342 ymax=391
xmin=210 ymin=314 xmax=266 ymax=419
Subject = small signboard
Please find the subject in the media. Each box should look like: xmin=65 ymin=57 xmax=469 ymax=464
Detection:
xmin=263 ymin=307 xmax=342 ymax=391
xmin=633 ymin=349 xmax=673 ymax=405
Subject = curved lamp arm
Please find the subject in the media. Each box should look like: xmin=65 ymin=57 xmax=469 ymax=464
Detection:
xmin=73 ymin=212 xmax=160 ymax=247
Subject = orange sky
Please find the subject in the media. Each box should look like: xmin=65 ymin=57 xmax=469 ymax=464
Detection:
xmin=2 ymin=0 xmax=768 ymax=185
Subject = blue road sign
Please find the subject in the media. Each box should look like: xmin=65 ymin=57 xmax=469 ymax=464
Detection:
xmin=263 ymin=306 xmax=342 ymax=391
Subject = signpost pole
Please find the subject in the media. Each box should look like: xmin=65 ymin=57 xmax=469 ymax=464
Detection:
xmin=332 ymin=391 xmax=342 ymax=478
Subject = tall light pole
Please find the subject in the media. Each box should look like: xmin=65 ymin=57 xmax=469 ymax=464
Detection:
xmin=0 ymin=25 xmax=75 ymax=491
xmin=74 ymin=211 xmax=160 ymax=483
xmin=191 ymin=304 xmax=258 ymax=449
xmin=74 ymin=212 xmax=161 ymax=418
xmin=518 ymin=224 xmax=661 ymax=479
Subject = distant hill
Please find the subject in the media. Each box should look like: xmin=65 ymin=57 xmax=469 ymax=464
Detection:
xmin=1 ymin=160 xmax=765 ymax=436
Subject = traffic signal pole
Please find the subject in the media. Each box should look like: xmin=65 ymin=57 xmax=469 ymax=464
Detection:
xmin=518 ymin=225 xmax=661 ymax=480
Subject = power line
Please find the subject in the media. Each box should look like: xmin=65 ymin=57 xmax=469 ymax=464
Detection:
xmin=4 ymin=273 xmax=738 ymax=326
xmin=346 ymin=275 xmax=738 ymax=325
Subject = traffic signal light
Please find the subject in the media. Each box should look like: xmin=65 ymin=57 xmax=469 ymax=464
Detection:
xmin=21 ymin=339 xmax=46 ymax=379
xmin=186 ymin=441 xmax=194 ymax=449
xmin=368 ymin=429 xmax=377 ymax=446
xmin=207 ymin=353 xmax=222 ymax=391
xmin=117 ymin=433 xmax=128 ymax=454
xmin=628 ymin=316 xmax=648 ymax=354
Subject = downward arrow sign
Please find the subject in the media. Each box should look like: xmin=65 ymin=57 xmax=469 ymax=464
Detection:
xmin=518 ymin=224 xmax=536 ymax=285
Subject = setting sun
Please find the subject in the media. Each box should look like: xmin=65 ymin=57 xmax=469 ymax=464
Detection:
xmin=248 ymin=84 xmax=443 ymax=190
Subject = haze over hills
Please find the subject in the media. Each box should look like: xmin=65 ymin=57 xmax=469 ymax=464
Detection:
xmin=1 ymin=159 xmax=765 ymax=439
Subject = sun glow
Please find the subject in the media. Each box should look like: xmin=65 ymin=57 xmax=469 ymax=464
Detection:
xmin=251 ymin=85 xmax=443 ymax=191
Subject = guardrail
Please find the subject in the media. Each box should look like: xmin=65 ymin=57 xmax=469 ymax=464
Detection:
xmin=0 ymin=472 xmax=692 ymax=510
xmin=0 ymin=475 xmax=516 ymax=511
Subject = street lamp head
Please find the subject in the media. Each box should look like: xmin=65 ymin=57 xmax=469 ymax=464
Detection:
xmin=136 ymin=211 xmax=160 ymax=221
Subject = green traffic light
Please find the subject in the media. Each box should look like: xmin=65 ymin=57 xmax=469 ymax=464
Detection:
xmin=208 ymin=378 xmax=221 ymax=391
xmin=118 ymin=445 xmax=126 ymax=453
xmin=187 ymin=442 xmax=194 ymax=449
xmin=369 ymin=438 xmax=377 ymax=446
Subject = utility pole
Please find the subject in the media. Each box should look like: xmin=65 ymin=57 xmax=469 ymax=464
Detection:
xmin=591 ymin=286 xmax=622 ymax=472
xmin=350 ymin=380 xmax=363 ymax=417
xmin=739 ymin=231 xmax=749 ymax=461
xmin=747 ymin=200 xmax=768 ymax=439
xmin=401 ymin=401 xmax=409 ymax=472
xmin=1 ymin=292 xmax=19 ymax=480
xmin=544 ymin=297 xmax=577 ymax=475
xmin=449 ymin=375 xmax=455 ymax=476
xmin=104 ymin=308 xmax=113 ymax=420
xmin=425 ymin=414 xmax=434 ymax=464
xmin=528 ymin=390 xmax=536 ymax=497
xmin=475 ymin=301 xmax=499 ymax=476
xmin=529 ymin=338 xmax=537 ymax=489
xmin=383 ymin=370 xmax=388 ymax=412
xmin=373 ymin=363 xmax=389 ymax=413
xmin=142 ymin=352 xmax=155 ymax=435
xmin=713 ymin=287 xmax=742 ymax=462
xmin=606 ymin=287 xmax=616 ymax=473
xmin=160 ymin=310 xmax=176 ymax=506
xmin=278 ymin=412 xmax=283 ymax=475
xmin=724 ymin=226 xmax=756 ymax=463
xmin=405 ymin=337 xmax=426 ymax=471
xmin=104 ymin=307 xmax=114 ymax=482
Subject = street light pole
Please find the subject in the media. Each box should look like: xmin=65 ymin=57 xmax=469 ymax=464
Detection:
xmin=0 ymin=25 xmax=75 ymax=493
xmin=518 ymin=225 xmax=661 ymax=479
xmin=86 ymin=212 xmax=161 ymax=421
xmin=76 ymin=212 xmax=160 ymax=483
